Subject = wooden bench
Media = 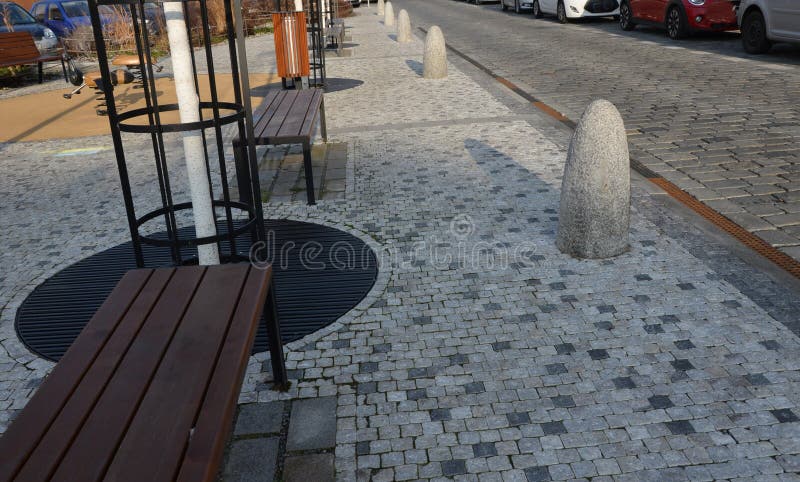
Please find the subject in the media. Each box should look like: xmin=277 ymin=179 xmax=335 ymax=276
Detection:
xmin=326 ymin=22 xmax=345 ymax=56
xmin=0 ymin=32 xmax=65 ymax=83
xmin=0 ymin=263 xmax=287 ymax=482
xmin=234 ymin=88 xmax=328 ymax=206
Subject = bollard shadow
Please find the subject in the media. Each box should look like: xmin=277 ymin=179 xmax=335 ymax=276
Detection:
xmin=405 ymin=59 xmax=423 ymax=76
xmin=463 ymin=137 xmax=561 ymax=244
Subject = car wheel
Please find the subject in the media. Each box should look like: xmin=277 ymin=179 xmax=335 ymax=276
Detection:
xmin=619 ymin=1 xmax=635 ymax=30
xmin=742 ymin=9 xmax=772 ymax=54
xmin=533 ymin=0 xmax=543 ymax=18
xmin=557 ymin=0 xmax=568 ymax=23
xmin=502 ymin=0 xmax=508 ymax=10
xmin=666 ymin=6 xmax=687 ymax=40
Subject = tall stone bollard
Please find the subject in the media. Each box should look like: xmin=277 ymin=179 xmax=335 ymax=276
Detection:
xmin=378 ymin=0 xmax=384 ymax=16
xmin=397 ymin=10 xmax=412 ymax=43
xmin=423 ymin=26 xmax=447 ymax=79
xmin=556 ymin=99 xmax=630 ymax=259
xmin=384 ymin=2 xmax=395 ymax=27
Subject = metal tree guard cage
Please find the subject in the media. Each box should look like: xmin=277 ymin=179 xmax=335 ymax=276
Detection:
xmin=86 ymin=0 xmax=266 ymax=267
xmin=273 ymin=11 xmax=310 ymax=88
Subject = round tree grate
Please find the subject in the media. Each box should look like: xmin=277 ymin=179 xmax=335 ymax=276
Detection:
xmin=15 ymin=220 xmax=378 ymax=362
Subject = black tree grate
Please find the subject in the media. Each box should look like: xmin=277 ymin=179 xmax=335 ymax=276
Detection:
xmin=15 ymin=220 xmax=379 ymax=362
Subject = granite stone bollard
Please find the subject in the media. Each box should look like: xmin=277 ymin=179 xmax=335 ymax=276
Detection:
xmin=397 ymin=10 xmax=412 ymax=43
xmin=378 ymin=0 xmax=384 ymax=15
xmin=423 ymin=26 xmax=447 ymax=79
xmin=556 ymin=99 xmax=630 ymax=259
xmin=384 ymin=2 xmax=395 ymax=27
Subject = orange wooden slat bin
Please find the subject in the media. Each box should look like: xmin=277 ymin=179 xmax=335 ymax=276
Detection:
xmin=272 ymin=11 xmax=310 ymax=79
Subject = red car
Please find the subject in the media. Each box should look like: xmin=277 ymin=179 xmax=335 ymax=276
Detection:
xmin=619 ymin=0 xmax=739 ymax=39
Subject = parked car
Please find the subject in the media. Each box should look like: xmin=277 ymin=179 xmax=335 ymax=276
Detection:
xmin=501 ymin=0 xmax=534 ymax=14
xmin=31 ymin=0 xmax=109 ymax=37
xmin=619 ymin=0 xmax=738 ymax=39
xmin=738 ymin=0 xmax=800 ymax=53
xmin=350 ymin=0 xmax=361 ymax=7
xmin=30 ymin=0 xmax=162 ymax=38
xmin=0 ymin=1 xmax=58 ymax=53
xmin=532 ymin=0 xmax=620 ymax=22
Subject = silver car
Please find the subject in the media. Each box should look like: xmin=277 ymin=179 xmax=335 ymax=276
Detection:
xmin=738 ymin=0 xmax=800 ymax=53
xmin=501 ymin=0 xmax=534 ymax=13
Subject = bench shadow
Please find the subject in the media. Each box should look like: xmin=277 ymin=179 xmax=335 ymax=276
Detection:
xmin=405 ymin=59 xmax=423 ymax=76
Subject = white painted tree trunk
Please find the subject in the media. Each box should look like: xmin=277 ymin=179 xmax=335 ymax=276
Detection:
xmin=163 ymin=2 xmax=220 ymax=265
xmin=294 ymin=0 xmax=303 ymax=11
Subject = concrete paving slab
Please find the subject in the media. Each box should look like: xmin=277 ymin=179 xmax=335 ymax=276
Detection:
xmin=286 ymin=396 xmax=337 ymax=451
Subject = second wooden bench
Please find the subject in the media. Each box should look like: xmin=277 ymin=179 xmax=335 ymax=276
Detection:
xmin=233 ymin=88 xmax=328 ymax=206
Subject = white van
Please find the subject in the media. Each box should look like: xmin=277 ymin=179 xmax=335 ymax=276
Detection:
xmin=738 ymin=0 xmax=800 ymax=53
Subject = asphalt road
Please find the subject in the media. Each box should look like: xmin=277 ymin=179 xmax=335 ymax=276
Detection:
xmin=387 ymin=0 xmax=800 ymax=259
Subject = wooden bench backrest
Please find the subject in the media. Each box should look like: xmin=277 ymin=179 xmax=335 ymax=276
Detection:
xmin=0 ymin=32 xmax=41 ymax=63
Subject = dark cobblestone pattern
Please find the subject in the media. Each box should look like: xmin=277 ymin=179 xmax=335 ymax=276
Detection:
xmin=392 ymin=0 xmax=800 ymax=261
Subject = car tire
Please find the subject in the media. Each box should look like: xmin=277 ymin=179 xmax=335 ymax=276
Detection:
xmin=502 ymin=0 xmax=508 ymax=10
xmin=741 ymin=9 xmax=772 ymax=54
xmin=619 ymin=1 xmax=635 ymax=30
xmin=533 ymin=0 xmax=543 ymax=18
xmin=666 ymin=5 xmax=687 ymax=40
xmin=557 ymin=0 xmax=568 ymax=23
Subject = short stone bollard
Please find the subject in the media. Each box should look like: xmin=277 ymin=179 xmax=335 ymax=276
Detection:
xmin=423 ymin=26 xmax=447 ymax=79
xmin=384 ymin=2 xmax=395 ymax=27
xmin=556 ymin=99 xmax=630 ymax=259
xmin=397 ymin=10 xmax=412 ymax=43
xmin=378 ymin=0 xmax=384 ymax=16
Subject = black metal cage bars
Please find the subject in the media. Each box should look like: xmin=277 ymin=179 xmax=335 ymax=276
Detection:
xmin=87 ymin=0 xmax=266 ymax=267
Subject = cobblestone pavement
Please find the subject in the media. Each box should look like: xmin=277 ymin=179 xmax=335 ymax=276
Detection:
xmin=2 ymin=7 xmax=800 ymax=482
xmin=391 ymin=0 xmax=800 ymax=261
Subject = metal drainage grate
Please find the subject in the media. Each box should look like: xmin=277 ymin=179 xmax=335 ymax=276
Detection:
xmin=15 ymin=220 xmax=379 ymax=362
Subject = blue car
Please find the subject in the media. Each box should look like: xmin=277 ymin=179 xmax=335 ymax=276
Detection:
xmin=29 ymin=0 xmax=111 ymax=37
xmin=30 ymin=0 xmax=164 ymax=38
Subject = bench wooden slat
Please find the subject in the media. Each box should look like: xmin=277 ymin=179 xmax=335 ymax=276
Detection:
xmin=50 ymin=267 xmax=207 ymax=482
xmin=253 ymin=90 xmax=288 ymax=139
xmin=298 ymin=89 xmax=324 ymax=139
xmin=276 ymin=89 xmax=319 ymax=138
xmin=0 ymin=31 xmax=61 ymax=69
xmin=251 ymin=90 xmax=282 ymax=135
xmin=177 ymin=266 xmax=273 ymax=482
xmin=256 ymin=90 xmax=297 ymax=139
xmin=0 ymin=269 xmax=154 ymax=481
xmin=14 ymin=269 xmax=176 ymax=482
xmin=103 ymin=264 xmax=251 ymax=481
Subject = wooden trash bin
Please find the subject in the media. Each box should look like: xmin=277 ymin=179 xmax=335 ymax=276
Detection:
xmin=273 ymin=11 xmax=310 ymax=88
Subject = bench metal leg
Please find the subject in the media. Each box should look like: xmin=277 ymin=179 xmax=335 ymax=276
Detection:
xmin=38 ymin=62 xmax=43 ymax=83
xmin=265 ymin=277 xmax=288 ymax=388
xmin=302 ymin=140 xmax=316 ymax=205
xmin=233 ymin=141 xmax=254 ymax=205
xmin=320 ymin=98 xmax=328 ymax=143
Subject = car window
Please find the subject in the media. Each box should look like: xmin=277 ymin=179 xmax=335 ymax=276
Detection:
xmin=48 ymin=3 xmax=63 ymax=20
xmin=62 ymin=0 xmax=90 ymax=17
xmin=32 ymin=3 xmax=46 ymax=21
xmin=0 ymin=3 xmax=38 ymax=25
